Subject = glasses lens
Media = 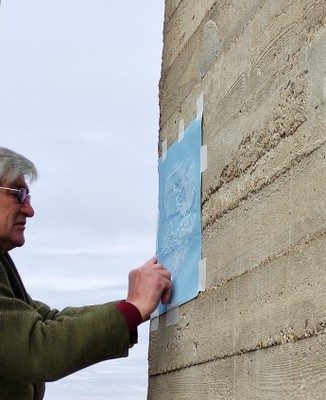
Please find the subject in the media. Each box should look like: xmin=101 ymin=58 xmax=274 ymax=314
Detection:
xmin=18 ymin=188 xmax=27 ymax=204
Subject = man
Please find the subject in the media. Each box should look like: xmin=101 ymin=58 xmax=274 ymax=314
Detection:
xmin=0 ymin=147 xmax=172 ymax=400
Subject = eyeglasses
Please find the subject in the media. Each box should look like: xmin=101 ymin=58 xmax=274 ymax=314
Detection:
xmin=0 ymin=186 xmax=31 ymax=204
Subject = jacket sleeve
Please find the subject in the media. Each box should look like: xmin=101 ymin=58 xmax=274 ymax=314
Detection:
xmin=0 ymin=292 xmax=136 ymax=384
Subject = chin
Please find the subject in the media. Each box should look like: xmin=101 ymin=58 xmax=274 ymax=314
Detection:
xmin=12 ymin=237 xmax=25 ymax=249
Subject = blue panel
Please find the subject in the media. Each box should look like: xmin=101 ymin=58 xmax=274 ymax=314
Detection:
xmin=157 ymin=118 xmax=202 ymax=314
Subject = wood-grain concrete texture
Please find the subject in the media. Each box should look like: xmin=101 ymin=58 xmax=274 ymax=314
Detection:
xmin=149 ymin=0 xmax=326 ymax=398
xmin=149 ymin=335 xmax=326 ymax=399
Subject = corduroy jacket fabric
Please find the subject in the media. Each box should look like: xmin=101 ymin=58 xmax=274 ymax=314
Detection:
xmin=0 ymin=252 xmax=137 ymax=400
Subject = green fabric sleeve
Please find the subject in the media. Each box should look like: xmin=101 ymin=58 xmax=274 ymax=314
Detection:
xmin=0 ymin=294 xmax=135 ymax=384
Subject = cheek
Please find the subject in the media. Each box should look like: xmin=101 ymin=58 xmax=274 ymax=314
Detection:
xmin=0 ymin=218 xmax=9 ymax=239
xmin=0 ymin=203 xmax=20 ymax=235
xmin=6 ymin=212 xmax=15 ymax=224
xmin=4 ymin=211 xmax=18 ymax=231
xmin=0 ymin=212 xmax=7 ymax=227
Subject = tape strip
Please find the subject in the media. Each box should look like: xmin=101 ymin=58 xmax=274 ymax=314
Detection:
xmin=151 ymin=309 xmax=159 ymax=319
xmin=178 ymin=119 xmax=185 ymax=142
xmin=150 ymin=317 xmax=159 ymax=332
xmin=196 ymin=93 xmax=204 ymax=121
xmin=162 ymin=138 xmax=167 ymax=161
xmin=150 ymin=309 xmax=160 ymax=332
xmin=201 ymin=145 xmax=208 ymax=173
xmin=166 ymin=306 xmax=179 ymax=327
xmin=198 ymin=258 xmax=207 ymax=292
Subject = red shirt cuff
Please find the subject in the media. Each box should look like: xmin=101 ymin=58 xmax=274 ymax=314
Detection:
xmin=115 ymin=300 xmax=143 ymax=331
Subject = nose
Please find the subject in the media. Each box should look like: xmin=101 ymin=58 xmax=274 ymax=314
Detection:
xmin=20 ymin=199 xmax=35 ymax=218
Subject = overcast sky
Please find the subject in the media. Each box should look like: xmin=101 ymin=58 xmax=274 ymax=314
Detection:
xmin=0 ymin=1 xmax=164 ymax=399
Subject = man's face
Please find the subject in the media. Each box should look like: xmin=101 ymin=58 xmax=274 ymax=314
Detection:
xmin=0 ymin=177 xmax=34 ymax=252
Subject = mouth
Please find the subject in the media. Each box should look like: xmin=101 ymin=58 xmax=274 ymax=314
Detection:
xmin=14 ymin=222 xmax=26 ymax=229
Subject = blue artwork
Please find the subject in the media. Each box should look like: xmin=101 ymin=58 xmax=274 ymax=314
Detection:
xmin=157 ymin=118 xmax=202 ymax=314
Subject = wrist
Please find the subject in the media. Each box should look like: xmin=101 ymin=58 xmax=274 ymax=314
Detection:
xmin=126 ymin=299 xmax=150 ymax=321
xmin=115 ymin=300 xmax=143 ymax=331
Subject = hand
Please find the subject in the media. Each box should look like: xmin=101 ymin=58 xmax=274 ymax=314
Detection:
xmin=126 ymin=257 xmax=172 ymax=321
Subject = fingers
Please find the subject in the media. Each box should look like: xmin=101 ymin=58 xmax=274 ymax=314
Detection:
xmin=126 ymin=257 xmax=173 ymax=320
xmin=161 ymin=280 xmax=172 ymax=304
xmin=150 ymin=255 xmax=158 ymax=264
xmin=155 ymin=263 xmax=172 ymax=305
xmin=148 ymin=258 xmax=172 ymax=301
xmin=154 ymin=265 xmax=171 ymax=278
xmin=145 ymin=258 xmax=171 ymax=279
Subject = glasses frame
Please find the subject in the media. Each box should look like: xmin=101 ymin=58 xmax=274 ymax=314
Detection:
xmin=0 ymin=186 xmax=30 ymax=204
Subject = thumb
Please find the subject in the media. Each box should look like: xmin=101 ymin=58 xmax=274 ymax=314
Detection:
xmin=161 ymin=283 xmax=172 ymax=304
xmin=151 ymin=255 xmax=158 ymax=264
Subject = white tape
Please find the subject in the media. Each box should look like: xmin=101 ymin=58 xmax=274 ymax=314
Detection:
xmin=178 ymin=119 xmax=185 ymax=142
xmin=151 ymin=309 xmax=159 ymax=319
xmin=150 ymin=317 xmax=159 ymax=332
xmin=198 ymin=258 xmax=207 ymax=292
xmin=196 ymin=93 xmax=204 ymax=121
xmin=166 ymin=306 xmax=179 ymax=327
xmin=201 ymin=145 xmax=208 ymax=173
xmin=150 ymin=309 xmax=159 ymax=332
xmin=162 ymin=138 xmax=167 ymax=161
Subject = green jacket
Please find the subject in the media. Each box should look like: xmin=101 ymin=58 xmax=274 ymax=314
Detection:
xmin=0 ymin=252 xmax=136 ymax=400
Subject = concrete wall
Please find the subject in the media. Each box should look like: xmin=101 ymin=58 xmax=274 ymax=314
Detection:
xmin=148 ymin=1 xmax=326 ymax=399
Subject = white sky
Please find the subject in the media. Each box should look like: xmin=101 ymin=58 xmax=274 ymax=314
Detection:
xmin=0 ymin=1 xmax=164 ymax=399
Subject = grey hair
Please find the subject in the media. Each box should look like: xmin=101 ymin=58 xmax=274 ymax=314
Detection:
xmin=0 ymin=147 xmax=38 ymax=185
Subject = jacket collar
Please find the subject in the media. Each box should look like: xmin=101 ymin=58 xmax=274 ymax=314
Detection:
xmin=0 ymin=252 xmax=30 ymax=303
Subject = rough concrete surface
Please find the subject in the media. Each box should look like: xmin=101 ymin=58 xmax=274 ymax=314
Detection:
xmin=149 ymin=335 xmax=326 ymax=400
xmin=162 ymin=0 xmax=217 ymax=71
xmin=150 ymin=0 xmax=326 ymax=398
xmin=159 ymin=0 xmax=325 ymax=137
xmin=164 ymin=0 xmax=183 ymax=23
xmin=149 ymin=231 xmax=325 ymax=375
xmin=204 ymin=144 xmax=326 ymax=285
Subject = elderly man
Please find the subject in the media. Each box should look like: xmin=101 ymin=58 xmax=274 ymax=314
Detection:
xmin=0 ymin=147 xmax=171 ymax=400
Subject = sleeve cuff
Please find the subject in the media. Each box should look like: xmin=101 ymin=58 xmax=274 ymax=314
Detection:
xmin=115 ymin=300 xmax=143 ymax=332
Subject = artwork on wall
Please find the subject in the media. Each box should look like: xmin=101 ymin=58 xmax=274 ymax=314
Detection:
xmin=156 ymin=117 xmax=203 ymax=314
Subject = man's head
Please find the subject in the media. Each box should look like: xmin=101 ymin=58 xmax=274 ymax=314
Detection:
xmin=0 ymin=147 xmax=38 ymax=253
